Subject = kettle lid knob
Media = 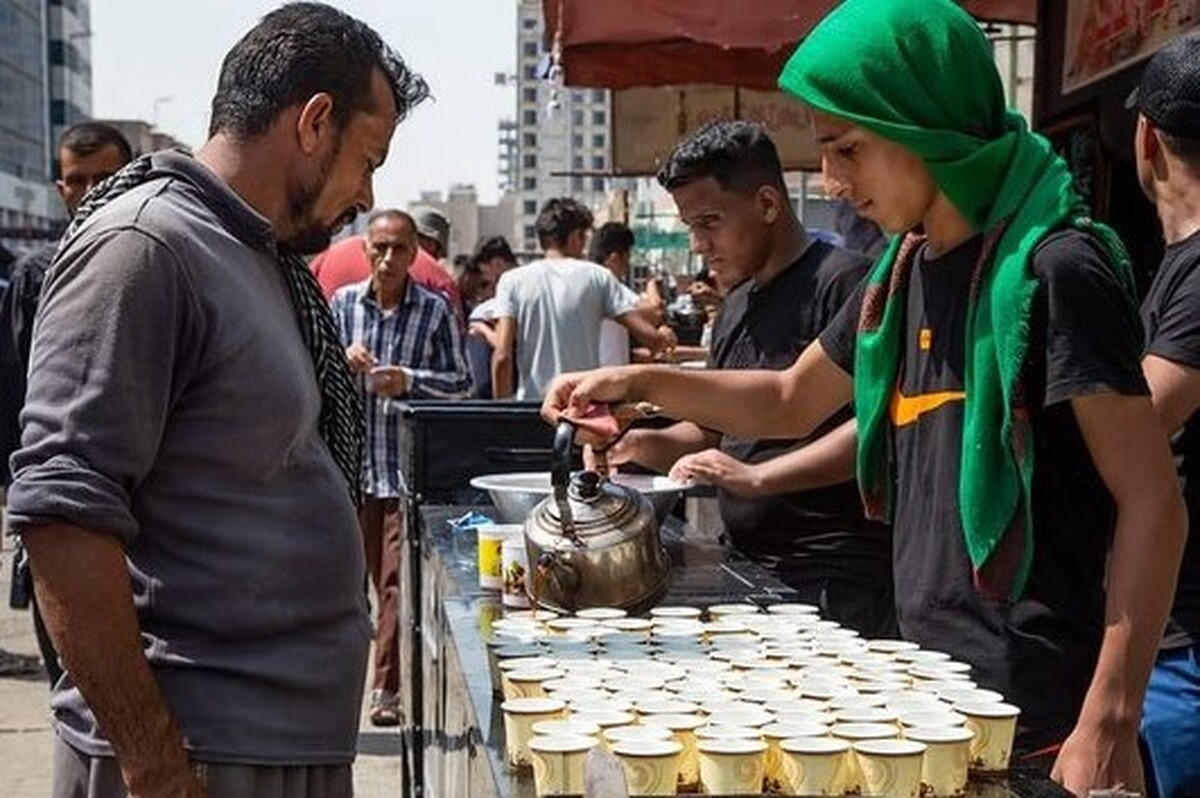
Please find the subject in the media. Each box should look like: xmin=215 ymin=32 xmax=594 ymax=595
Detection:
xmin=573 ymin=470 xmax=602 ymax=499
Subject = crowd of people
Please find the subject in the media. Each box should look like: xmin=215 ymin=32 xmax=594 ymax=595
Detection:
xmin=0 ymin=0 xmax=1198 ymax=797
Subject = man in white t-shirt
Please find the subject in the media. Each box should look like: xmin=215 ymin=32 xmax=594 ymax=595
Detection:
xmin=491 ymin=198 xmax=674 ymax=399
xmin=589 ymin=221 xmax=670 ymax=367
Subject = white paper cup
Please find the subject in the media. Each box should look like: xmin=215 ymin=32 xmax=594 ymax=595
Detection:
xmin=697 ymin=737 xmax=768 ymax=795
xmin=897 ymin=708 xmax=967 ymax=730
xmin=866 ymin=639 xmax=922 ymax=655
xmin=501 ymin=697 xmax=567 ymax=770
xmin=936 ymin=686 xmax=1005 ymax=705
xmin=531 ymin=718 xmax=601 ymax=739
xmin=955 ymin=701 xmax=1020 ymax=772
xmin=779 ymin=736 xmax=854 ymax=796
xmin=761 ymin=721 xmax=833 ymax=791
xmin=831 ymin=722 xmax=900 ymax=742
xmin=503 ymin=667 xmax=565 ymax=700
xmin=833 ymin=706 xmax=899 ymax=725
xmin=906 ymin=725 xmax=974 ymax=796
xmin=706 ymin=602 xmax=762 ymax=618
xmin=766 ymin=602 xmax=821 ymax=615
xmin=600 ymin=617 xmax=654 ymax=633
xmin=650 ymin=605 xmax=703 ymax=620
xmin=611 ymin=739 xmax=684 ymax=796
xmin=574 ymin=606 xmax=627 ymax=621
xmin=528 ymin=733 xmax=598 ymax=797
xmin=853 ymin=738 xmax=927 ymax=798
xmin=694 ymin=724 xmax=763 ymax=743
xmin=568 ymin=708 xmax=635 ymax=731
xmin=642 ymin=713 xmax=707 ymax=792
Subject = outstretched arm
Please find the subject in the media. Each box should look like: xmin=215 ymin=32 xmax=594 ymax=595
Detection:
xmin=542 ymin=338 xmax=853 ymax=443
xmin=670 ymin=419 xmax=857 ymax=498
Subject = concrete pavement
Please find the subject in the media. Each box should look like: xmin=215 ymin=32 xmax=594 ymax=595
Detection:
xmin=0 ymin=530 xmax=402 ymax=797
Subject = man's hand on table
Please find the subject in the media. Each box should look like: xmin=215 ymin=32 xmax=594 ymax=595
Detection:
xmin=669 ymin=449 xmax=763 ymax=498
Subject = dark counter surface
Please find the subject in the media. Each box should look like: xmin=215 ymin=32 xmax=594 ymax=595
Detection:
xmin=418 ymin=503 xmax=1071 ymax=798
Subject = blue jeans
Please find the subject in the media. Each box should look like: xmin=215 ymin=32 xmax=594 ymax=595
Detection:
xmin=1141 ymin=644 xmax=1200 ymax=798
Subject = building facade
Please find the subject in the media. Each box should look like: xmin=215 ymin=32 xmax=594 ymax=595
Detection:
xmin=0 ymin=0 xmax=78 ymax=252
xmin=512 ymin=0 xmax=612 ymax=255
xmin=410 ymin=185 xmax=517 ymax=261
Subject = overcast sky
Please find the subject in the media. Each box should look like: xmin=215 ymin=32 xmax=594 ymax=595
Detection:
xmin=90 ymin=1 xmax=518 ymax=206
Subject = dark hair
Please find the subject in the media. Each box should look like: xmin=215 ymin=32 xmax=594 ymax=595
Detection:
xmin=473 ymin=235 xmax=516 ymax=266
xmin=588 ymin=221 xmax=635 ymax=264
xmin=366 ymin=208 xmax=417 ymax=236
xmin=535 ymin=198 xmax=594 ymax=249
xmin=208 ymin=2 xmax=431 ymax=138
xmin=1162 ymin=132 xmax=1200 ymax=170
xmin=59 ymin=122 xmax=134 ymax=164
xmin=656 ymin=120 xmax=787 ymax=196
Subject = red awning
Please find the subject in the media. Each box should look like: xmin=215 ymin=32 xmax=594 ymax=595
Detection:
xmin=543 ymin=0 xmax=1037 ymax=89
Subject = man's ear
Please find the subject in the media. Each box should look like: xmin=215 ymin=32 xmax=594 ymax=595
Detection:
xmin=296 ymin=92 xmax=336 ymax=155
xmin=759 ymin=185 xmax=785 ymax=224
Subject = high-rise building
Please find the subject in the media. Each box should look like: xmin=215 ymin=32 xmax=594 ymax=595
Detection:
xmin=512 ymin=0 xmax=612 ymax=256
xmin=0 ymin=0 xmax=79 ymax=251
xmin=47 ymin=0 xmax=93 ymax=155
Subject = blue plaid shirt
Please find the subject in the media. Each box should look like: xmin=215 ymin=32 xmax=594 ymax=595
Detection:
xmin=331 ymin=278 xmax=471 ymax=498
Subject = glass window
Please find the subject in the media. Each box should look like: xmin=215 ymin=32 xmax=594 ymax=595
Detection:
xmin=524 ymin=225 xmax=536 ymax=241
xmin=523 ymin=64 xmax=537 ymax=80
xmin=572 ymin=110 xmax=584 ymax=126
xmin=523 ymin=153 xmax=537 ymax=168
xmin=571 ymin=91 xmax=585 ymax=103
xmin=572 ymin=155 xmax=583 ymax=170
xmin=523 ymin=41 xmax=539 ymax=57
xmin=592 ymin=133 xmax=606 ymax=148
xmin=591 ymin=155 xmax=605 ymax=170
xmin=571 ymin=134 xmax=583 ymax=148
xmin=592 ymin=110 xmax=606 ymax=125
xmin=523 ymin=176 xmax=537 ymax=190
xmin=523 ymin=132 xmax=537 ymax=146
xmin=592 ymin=89 xmax=606 ymax=103
xmin=522 ymin=87 xmax=537 ymax=103
xmin=523 ymin=200 xmax=538 ymax=215
xmin=592 ymin=177 xmax=606 ymax=192
xmin=571 ymin=176 xmax=585 ymax=192
xmin=522 ymin=17 xmax=537 ymax=30
xmin=523 ymin=109 xmax=537 ymax=125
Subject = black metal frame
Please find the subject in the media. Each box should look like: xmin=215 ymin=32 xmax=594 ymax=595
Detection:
xmin=397 ymin=400 xmax=568 ymax=797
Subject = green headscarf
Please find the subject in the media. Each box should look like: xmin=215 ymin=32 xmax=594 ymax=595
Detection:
xmin=778 ymin=0 xmax=1135 ymax=599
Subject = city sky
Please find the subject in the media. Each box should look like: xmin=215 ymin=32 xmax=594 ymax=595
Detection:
xmin=91 ymin=0 xmax=518 ymax=207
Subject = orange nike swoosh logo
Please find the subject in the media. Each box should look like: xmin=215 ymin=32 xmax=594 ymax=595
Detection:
xmin=890 ymin=389 xmax=966 ymax=427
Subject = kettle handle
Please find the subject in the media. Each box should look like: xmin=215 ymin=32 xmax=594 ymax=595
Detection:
xmin=551 ymin=420 xmax=579 ymax=542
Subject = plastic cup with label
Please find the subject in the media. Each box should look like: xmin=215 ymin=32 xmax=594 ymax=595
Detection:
xmin=501 ymin=535 xmax=531 ymax=609
xmin=477 ymin=523 xmax=521 ymax=590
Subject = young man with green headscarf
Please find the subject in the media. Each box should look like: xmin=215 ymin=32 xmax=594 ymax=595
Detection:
xmin=542 ymin=0 xmax=1186 ymax=793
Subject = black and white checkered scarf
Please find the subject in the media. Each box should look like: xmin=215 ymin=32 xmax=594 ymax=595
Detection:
xmin=63 ymin=154 xmax=364 ymax=503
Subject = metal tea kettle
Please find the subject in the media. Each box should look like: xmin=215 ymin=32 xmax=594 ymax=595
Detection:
xmin=524 ymin=420 xmax=670 ymax=613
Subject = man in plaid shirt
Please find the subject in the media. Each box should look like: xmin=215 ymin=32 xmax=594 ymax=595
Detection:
xmin=331 ymin=208 xmax=470 ymax=725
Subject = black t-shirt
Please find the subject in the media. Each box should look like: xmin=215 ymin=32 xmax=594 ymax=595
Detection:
xmin=1141 ymin=228 xmax=1200 ymax=649
xmin=820 ymin=229 xmax=1148 ymax=751
xmin=0 ymin=242 xmax=54 ymax=485
xmin=709 ymin=239 xmax=891 ymax=587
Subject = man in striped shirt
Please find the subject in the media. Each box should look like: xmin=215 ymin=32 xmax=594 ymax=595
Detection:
xmin=331 ymin=208 xmax=470 ymax=725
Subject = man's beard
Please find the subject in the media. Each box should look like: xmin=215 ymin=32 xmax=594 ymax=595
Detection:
xmin=282 ymin=140 xmax=351 ymax=255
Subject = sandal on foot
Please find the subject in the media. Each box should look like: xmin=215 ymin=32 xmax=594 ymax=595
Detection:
xmin=369 ymin=689 xmax=401 ymax=727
